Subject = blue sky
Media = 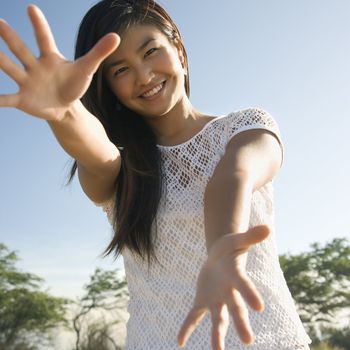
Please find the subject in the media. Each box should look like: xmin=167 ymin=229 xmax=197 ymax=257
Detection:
xmin=1 ymin=0 xmax=350 ymax=299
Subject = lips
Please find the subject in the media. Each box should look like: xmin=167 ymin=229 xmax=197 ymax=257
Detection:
xmin=139 ymin=81 xmax=166 ymax=99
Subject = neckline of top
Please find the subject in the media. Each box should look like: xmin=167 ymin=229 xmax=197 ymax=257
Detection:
xmin=156 ymin=113 xmax=229 ymax=150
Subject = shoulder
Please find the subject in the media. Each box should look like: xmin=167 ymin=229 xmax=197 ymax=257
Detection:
xmin=191 ymin=107 xmax=283 ymax=154
xmin=222 ymin=107 xmax=282 ymax=143
xmin=222 ymin=107 xmax=284 ymax=168
xmin=223 ymin=107 xmax=279 ymax=129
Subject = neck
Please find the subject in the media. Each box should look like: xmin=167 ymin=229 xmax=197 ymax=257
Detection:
xmin=144 ymin=96 xmax=205 ymax=146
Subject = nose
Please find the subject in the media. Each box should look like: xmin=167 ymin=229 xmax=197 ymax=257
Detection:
xmin=135 ymin=64 xmax=155 ymax=86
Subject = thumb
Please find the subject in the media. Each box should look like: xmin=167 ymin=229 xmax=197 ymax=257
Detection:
xmin=75 ymin=33 xmax=120 ymax=76
xmin=243 ymin=225 xmax=271 ymax=246
xmin=207 ymin=225 xmax=271 ymax=262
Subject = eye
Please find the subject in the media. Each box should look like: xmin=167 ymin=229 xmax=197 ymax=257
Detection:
xmin=113 ymin=66 xmax=128 ymax=77
xmin=145 ymin=47 xmax=158 ymax=57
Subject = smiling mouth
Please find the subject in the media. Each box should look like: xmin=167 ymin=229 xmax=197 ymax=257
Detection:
xmin=140 ymin=81 xmax=166 ymax=99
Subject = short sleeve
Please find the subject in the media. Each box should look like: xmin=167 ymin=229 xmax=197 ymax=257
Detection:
xmin=228 ymin=107 xmax=284 ymax=167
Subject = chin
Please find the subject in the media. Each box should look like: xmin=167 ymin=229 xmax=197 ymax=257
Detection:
xmin=139 ymin=110 xmax=171 ymax=120
xmin=127 ymin=91 xmax=183 ymax=118
xmin=134 ymin=103 xmax=176 ymax=119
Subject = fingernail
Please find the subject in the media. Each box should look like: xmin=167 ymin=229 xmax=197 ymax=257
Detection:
xmin=258 ymin=302 xmax=265 ymax=312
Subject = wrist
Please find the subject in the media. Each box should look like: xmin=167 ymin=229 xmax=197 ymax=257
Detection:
xmin=206 ymin=232 xmax=249 ymax=272
xmin=207 ymin=232 xmax=238 ymax=261
xmin=47 ymin=100 xmax=85 ymax=125
xmin=205 ymin=174 xmax=253 ymax=252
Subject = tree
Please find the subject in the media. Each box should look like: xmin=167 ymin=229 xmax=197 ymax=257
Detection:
xmin=72 ymin=267 xmax=129 ymax=350
xmin=323 ymin=325 xmax=350 ymax=350
xmin=280 ymin=237 xmax=350 ymax=339
xmin=0 ymin=243 xmax=70 ymax=350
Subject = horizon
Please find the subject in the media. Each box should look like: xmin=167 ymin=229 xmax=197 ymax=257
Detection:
xmin=1 ymin=0 xmax=350 ymax=300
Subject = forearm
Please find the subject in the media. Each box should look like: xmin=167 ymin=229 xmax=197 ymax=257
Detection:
xmin=204 ymin=171 xmax=253 ymax=252
xmin=47 ymin=100 xmax=120 ymax=176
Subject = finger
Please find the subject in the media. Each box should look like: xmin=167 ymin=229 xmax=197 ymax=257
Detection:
xmin=208 ymin=225 xmax=271 ymax=261
xmin=245 ymin=225 xmax=271 ymax=244
xmin=210 ymin=304 xmax=229 ymax=350
xmin=235 ymin=273 xmax=264 ymax=312
xmin=234 ymin=225 xmax=271 ymax=251
xmin=177 ymin=307 xmax=206 ymax=348
xmin=0 ymin=19 xmax=36 ymax=68
xmin=75 ymin=33 xmax=120 ymax=76
xmin=0 ymin=93 xmax=20 ymax=108
xmin=0 ymin=51 xmax=26 ymax=83
xmin=27 ymin=4 xmax=59 ymax=55
xmin=227 ymin=290 xmax=254 ymax=345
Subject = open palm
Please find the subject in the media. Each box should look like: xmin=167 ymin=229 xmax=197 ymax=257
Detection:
xmin=177 ymin=225 xmax=271 ymax=350
xmin=0 ymin=5 xmax=119 ymax=121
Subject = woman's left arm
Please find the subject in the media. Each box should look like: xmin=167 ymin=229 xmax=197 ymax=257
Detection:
xmin=205 ymin=128 xmax=282 ymax=248
xmin=177 ymin=129 xmax=283 ymax=350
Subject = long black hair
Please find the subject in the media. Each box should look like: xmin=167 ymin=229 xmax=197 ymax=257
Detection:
xmin=66 ymin=0 xmax=190 ymax=265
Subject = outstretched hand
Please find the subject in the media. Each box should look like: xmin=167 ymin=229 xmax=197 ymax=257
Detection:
xmin=0 ymin=5 xmax=120 ymax=121
xmin=177 ymin=225 xmax=271 ymax=350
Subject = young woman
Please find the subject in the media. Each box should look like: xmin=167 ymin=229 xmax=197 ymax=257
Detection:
xmin=0 ymin=0 xmax=312 ymax=349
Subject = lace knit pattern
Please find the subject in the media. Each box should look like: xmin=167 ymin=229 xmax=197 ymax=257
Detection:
xmin=95 ymin=108 xmax=312 ymax=349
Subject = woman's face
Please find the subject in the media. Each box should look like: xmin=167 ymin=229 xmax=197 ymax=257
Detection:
xmin=103 ymin=24 xmax=187 ymax=119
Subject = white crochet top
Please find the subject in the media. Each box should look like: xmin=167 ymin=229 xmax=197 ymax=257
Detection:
xmin=95 ymin=108 xmax=312 ymax=349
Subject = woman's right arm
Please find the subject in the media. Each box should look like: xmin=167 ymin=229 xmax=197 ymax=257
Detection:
xmin=0 ymin=5 xmax=121 ymax=203
xmin=48 ymin=101 xmax=121 ymax=203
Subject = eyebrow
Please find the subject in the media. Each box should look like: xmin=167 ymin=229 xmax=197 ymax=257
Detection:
xmin=105 ymin=37 xmax=156 ymax=70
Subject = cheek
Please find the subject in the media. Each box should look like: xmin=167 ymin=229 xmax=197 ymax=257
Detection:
xmin=156 ymin=48 xmax=183 ymax=74
xmin=165 ymin=54 xmax=186 ymax=88
xmin=107 ymin=77 xmax=132 ymax=102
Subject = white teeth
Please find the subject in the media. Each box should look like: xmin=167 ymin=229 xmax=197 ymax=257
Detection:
xmin=142 ymin=83 xmax=163 ymax=98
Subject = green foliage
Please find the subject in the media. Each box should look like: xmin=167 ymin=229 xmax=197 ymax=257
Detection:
xmin=0 ymin=243 xmax=70 ymax=350
xmin=322 ymin=326 xmax=350 ymax=350
xmin=81 ymin=268 xmax=128 ymax=306
xmin=78 ymin=322 xmax=123 ymax=350
xmin=72 ymin=268 xmax=129 ymax=350
xmin=280 ymin=237 xmax=350 ymax=340
xmin=310 ymin=343 xmax=344 ymax=350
